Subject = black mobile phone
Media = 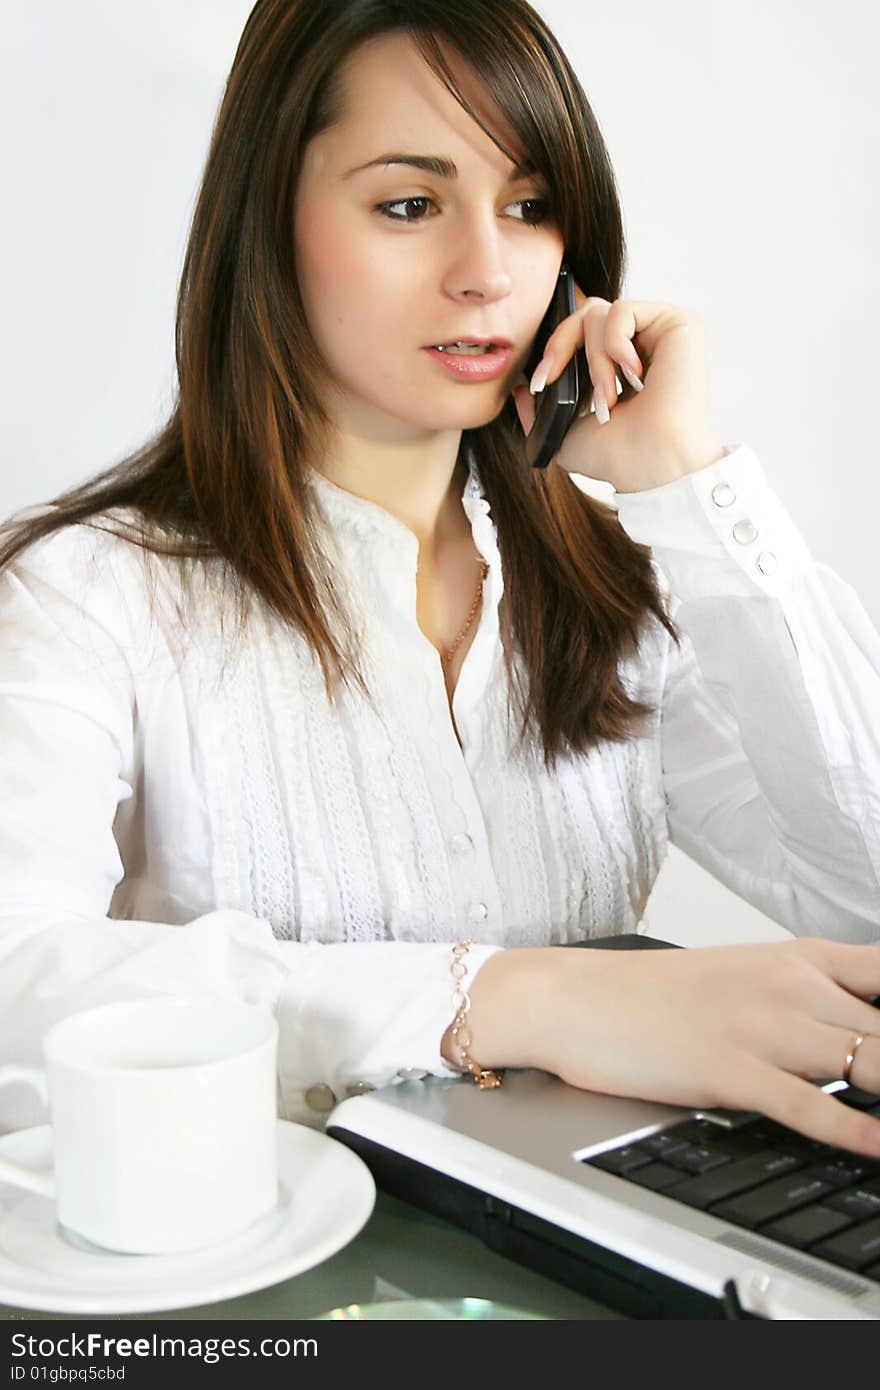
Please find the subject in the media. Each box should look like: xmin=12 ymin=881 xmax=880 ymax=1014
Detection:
xmin=522 ymin=261 xmax=588 ymax=469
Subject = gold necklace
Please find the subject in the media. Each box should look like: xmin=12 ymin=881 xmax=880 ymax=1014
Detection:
xmin=441 ymin=557 xmax=489 ymax=667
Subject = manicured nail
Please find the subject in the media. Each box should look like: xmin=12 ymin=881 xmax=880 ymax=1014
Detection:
xmin=529 ymin=358 xmax=550 ymax=394
xmin=620 ymin=363 xmax=644 ymax=393
xmin=593 ymin=382 xmax=609 ymax=425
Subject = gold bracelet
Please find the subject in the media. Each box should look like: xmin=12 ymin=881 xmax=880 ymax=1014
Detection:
xmin=449 ymin=939 xmax=504 ymax=1089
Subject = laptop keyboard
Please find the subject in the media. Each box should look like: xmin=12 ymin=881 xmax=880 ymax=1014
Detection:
xmin=581 ymin=1084 xmax=880 ymax=1282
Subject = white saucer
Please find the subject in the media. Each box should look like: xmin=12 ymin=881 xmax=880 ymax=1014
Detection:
xmin=0 ymin=1121 xmax=375 ymax=1315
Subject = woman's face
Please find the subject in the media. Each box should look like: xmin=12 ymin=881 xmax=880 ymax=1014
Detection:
xmin=293 ymin=32 xmax=565 ymax=441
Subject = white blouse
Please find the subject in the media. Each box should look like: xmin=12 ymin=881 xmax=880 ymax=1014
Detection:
xmin=1 ymin=442 xmax=878 ymax=1133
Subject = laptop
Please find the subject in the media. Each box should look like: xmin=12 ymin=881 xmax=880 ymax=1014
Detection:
xmin=328 ymin=934 xmax=880 ymax=1320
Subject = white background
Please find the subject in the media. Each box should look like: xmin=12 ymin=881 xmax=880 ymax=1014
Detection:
xmin=2 ymin=1 xmax=878 ymax=948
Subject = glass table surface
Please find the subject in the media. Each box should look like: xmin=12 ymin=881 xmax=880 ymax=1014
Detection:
xmin=0 ymin=1188 xmax=623 ymax=1322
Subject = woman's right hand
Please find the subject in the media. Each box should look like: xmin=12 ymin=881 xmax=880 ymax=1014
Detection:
xmin=463 ymin=938 xmax=880 ymax=1157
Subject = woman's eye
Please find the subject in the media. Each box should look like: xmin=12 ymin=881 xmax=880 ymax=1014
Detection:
xmin=376 ymin=196 xmax=434 ymax=223
xmin=374 ymin=197 xmax=552 ymax=227
xmin=508 ymin=199 xmax=552 ymax=227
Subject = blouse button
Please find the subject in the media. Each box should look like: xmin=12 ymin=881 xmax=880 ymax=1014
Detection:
xmin=711 ymin=482 xmax=736 ymax=508
xmin=468 ymin=901 xmax=489 ymax=925
xmin=450 ymin=832 xmax=474 ymax=855
xmin=756 ymin=551 xmax=778 ymax=576
xmin=732 ymin=519 xmax=758 ymax=545
xmin=396 ymin=1068 xmax=426 ymax=1081
xmin=345 ymin=1081 xmax=376 ymax=1098
xmin=304 ymin=1083 xmax=337 ymax=1113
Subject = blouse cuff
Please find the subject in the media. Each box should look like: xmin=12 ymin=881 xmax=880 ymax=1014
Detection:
xmin=613 ymin=442 xmax=813 ymax=602
xmin=274 ymin=940 xmax=505 ymax=1126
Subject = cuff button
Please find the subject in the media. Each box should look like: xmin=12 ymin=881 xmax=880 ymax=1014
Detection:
xmin=732 ymin=519 xmax=758 ymax=545
xmin=305 ymin=1083 xmax=337 ymax=1112
xmin=711 ymin=482 xmax=736 ymax=508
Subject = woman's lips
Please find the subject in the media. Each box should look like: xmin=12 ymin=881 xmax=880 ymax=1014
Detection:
xmin=422 ymin=345 xmax=514 ymax=381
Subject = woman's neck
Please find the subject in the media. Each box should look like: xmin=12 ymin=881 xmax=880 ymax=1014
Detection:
xmin=312 ymin=448 xmax=471 ymax=559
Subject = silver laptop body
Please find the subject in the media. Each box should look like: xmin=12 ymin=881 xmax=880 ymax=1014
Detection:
xmin=330 ymin=939 xmax=880 ymax=1321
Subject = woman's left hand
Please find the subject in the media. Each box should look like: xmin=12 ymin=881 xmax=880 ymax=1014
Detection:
xmin=509 ymin=293 xmax=727 ymax=493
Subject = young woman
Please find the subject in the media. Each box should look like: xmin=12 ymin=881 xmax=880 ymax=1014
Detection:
xmin=1 ymin=0 xmax=879 ymax=1154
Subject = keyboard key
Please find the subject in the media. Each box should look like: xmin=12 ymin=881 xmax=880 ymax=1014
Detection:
xmin=664 ymin=1145 xmax=732 ymax=1175
xmin=761 ymin=1203 xmax=855 ymax=1251
xmin=744 ymin=1121 xmax=835 ymax=1161
xmin=658 ymin=1118 xmax=739 ymax=1147
xmin=625 ymin=1161 xmax=689 ymax=1193
xmin=660 ymin=1115 xmax=772 ymax=1160
xmin=811 ymin=1216 xmax=880 ymax=1271
xmin=640 ymin=1132 xmax=691 ymax=1159
xmin=711 ymin=1175 xmax=833 ymax=1228
xmin=669 ymin=1150 xmax=803 ymax=1211
xmin=587 ymin=1145 xmax=653 ymax=1175
xmin=799 ymin=1159 xmax=878 ymax=1188
xmin=824 ymin=1188 xmax=880 ymax=1220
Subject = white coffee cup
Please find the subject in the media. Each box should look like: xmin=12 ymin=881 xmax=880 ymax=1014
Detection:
xmin=0 ymin=997 xmax=279 ymax=1254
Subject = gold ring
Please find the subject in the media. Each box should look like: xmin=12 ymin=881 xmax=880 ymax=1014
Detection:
xmin=842 ymin=1034 xmax=865 ymax=1086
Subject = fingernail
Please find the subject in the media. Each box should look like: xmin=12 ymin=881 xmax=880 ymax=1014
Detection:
xmin=529 ymin=359 xmax=550 ymax=394
xmin=594 ymin=382 xmax=610 ymax=425
xmin=620 ymin=363 xmax=644 ymax=393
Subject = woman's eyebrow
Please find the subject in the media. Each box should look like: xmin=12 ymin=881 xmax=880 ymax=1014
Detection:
xmin=342 ymin=152 xmax=538 ymax=181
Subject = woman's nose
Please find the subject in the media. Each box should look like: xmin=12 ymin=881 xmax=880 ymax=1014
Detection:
xmin=441 ymin=221 xmax=514 ymax=301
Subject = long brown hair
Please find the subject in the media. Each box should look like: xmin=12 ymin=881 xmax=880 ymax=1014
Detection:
xmin=0 ymin=0 xmax=675 ymax=771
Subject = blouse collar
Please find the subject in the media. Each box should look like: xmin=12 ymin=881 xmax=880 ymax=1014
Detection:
xmin=304 ymin=447 xmax=504 ymax=637
xmin=304 ymin=448 xmax=501 ymax=577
